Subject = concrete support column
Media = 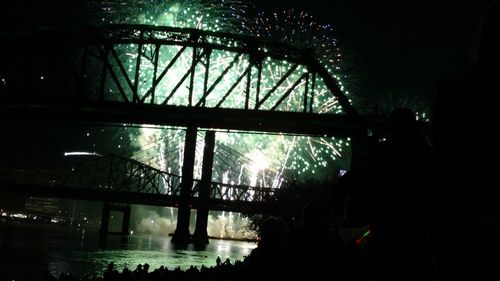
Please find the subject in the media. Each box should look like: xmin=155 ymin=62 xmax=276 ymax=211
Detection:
xmin=100 ymin=202 xmax=131 ymax=236
xmin=172 ymin=126 xmax=197 ymax=244
xmin=193 ymin=130 xmax=216 ymax=245
xmin=99 ymin=202 xmax=110 ymax=236
xmin=121 ymin=204 xmax=131 ymax=235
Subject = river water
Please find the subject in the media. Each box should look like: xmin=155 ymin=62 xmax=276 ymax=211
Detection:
xmin=0 ymin=220 xmax=256 ymax=281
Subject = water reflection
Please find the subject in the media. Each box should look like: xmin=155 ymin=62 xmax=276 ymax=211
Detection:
xmin=0 ymin=221 xmax=256 ymax=280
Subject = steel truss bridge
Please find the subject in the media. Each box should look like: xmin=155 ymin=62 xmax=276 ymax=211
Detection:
xmin=0 ymin=25 xmax=387 ymax=221
xmin=0 ymin=154 xmax=279 ymax=214
xmin=0 ymin=24 xmax=387 ymax=135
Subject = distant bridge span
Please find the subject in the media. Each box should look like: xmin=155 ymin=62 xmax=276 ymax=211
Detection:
xmin=0 ymin=155 xmax=279 ymax=214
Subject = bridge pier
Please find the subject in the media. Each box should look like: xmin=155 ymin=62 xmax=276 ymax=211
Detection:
xmin=193 ymin=130 xmax=216 ymax=245
xmin=172 ymin=126 xmax=198 ymax=245
xmin=99 ymin=202 xmax=131 ymax=236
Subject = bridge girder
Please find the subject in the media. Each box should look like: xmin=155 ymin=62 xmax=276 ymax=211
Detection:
xmin=0 ymin=100 xmax=388 ymax=137
xmin=0 ymin=183 xmax=276 ymax=214
xmin=0 ymin=25 xmax=359 ymax=128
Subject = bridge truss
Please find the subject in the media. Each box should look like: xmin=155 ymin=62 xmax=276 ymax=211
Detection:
xmin=0 ymin=25 xmax=388 ymax=217
xmin=0 ymin=155 xmax=279 ymax=213
xmin=0 ymin=24 xmax=372 ymax=136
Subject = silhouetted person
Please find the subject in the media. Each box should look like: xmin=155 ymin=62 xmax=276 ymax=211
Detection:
xmin=103 ymin=262 xmax=119 ymax=281
xmin=244 ymin=216 xmax=289 ymax=280
xmin=363 ymin=108 xmax=433 ymax=281
xmin=286 ymin=200 xmax=338 ymax=280
xmin=432 ymin=1 xmax=500 ymax=280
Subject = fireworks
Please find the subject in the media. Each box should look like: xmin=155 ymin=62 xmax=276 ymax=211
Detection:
xmin=82 ymin=0 xmax=352 ymax=188
xmin=93 ymin=0 xmax=249 ymax=32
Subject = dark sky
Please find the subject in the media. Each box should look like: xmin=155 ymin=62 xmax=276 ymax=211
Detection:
xmin=254 ymin=0 xmax=489 ymax=103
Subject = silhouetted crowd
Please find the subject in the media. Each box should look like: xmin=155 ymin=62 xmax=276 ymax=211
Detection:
xmin=43 ymin=259 xmax=246 ymax=281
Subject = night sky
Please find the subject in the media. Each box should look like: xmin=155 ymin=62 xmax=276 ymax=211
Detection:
xmin=255 ymin=0 xmax=489 ymax=102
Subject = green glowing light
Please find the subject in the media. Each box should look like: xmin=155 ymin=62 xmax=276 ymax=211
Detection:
xmin=94 ymin=0 xmax=351 ymax=185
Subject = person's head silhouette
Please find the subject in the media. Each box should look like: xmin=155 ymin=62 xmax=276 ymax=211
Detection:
xmin=389 ymin=108 xmax=417 ymax=140
xmin=258 ymin=216 xmax=288 ymax=248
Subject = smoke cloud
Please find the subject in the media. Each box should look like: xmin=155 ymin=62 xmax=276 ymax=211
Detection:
xmin=135 ymin=208 xmax=256 ymax=239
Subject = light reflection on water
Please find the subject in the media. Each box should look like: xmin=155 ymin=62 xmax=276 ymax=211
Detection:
xmin=0 ymin=221 xmax=256 ymax=281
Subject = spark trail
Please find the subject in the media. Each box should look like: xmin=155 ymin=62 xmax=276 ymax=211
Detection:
xmin=87 ymin=0 xmax=352 ymax=188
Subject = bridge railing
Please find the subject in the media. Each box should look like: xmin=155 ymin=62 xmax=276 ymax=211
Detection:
xmin=190 ymin=180 xmax=277 ymax=203
xmin=0 ymin=155 xmax=280 ymax=204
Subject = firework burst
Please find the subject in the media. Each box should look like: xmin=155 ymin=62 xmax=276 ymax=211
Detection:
xmin=84 ymin=0 xmax=352 ymax=187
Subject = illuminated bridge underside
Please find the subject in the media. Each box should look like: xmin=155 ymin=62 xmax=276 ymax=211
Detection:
xmin=0 ymin=155 xmax=278 ymax=214
xmin=0 ymin=25 xmax=376 ymax=136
